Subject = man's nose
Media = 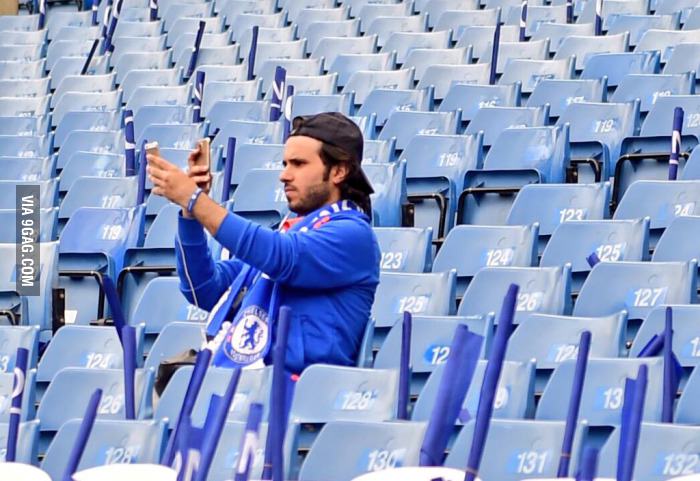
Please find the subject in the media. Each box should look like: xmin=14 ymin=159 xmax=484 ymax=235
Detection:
xmin=279 ymin=166 xmax=292 ymax=183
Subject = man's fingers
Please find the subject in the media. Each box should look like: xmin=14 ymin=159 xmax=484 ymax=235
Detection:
xmin=192 ymin=175 xmax=211 ymax=184
xmin=151 ymin=186 xmax=164 ymax=196
xmin=147 ymin=154 xmax=174 ymax=170
xmin=189 ymin=165 xmax=209 ymax=175
xmin=147 ymin=165 xmax=167 ymax=182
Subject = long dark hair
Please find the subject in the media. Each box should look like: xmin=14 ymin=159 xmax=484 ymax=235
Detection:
xmin=320 ymin=143 xmax=372 ymax=218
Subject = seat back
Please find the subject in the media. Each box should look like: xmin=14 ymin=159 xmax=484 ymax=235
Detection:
xmin=413 ymin=360 xmax=536 ymax=422
xmin=458 ymin=265 xmax=572 ymax=324
xmin=598 ymin=423 xmax=700 ymax=481
xmin=433 ymin=225 xmax=538 ymax=293
xmin=444 ymin=419 xmax=586 ymax=481
xmin=298 ymin=421 xmax=427 ymax=481
xmin=506 ymin=182 xmax=610 ymax=237
xmin=41 ymin=419 xmax=166 ymax=481
xmin=371 ymin=271 xmax=457 ymax=329
xmin=537 ymin=357 xmax=664 ymax=425
xmin=374 ymin=227 xmax=433 ymax=273
xmin=465 ymin=106 xmax=549 ymax=147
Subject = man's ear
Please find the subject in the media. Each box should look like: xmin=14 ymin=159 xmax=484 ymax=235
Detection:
xmin=330 ymin=163 xmax=349 ymax=186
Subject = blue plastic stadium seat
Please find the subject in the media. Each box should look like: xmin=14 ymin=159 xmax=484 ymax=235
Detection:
xmin=311 ymin=33 xmax=377 ymax=72
xmin=114 ymin=51 xmax=172 ymax=85
xmin=155 ymin=366 xmax=270 ymax=428
xmin=144 ymin=322 xmax=205 ymax=372
xmin=0 ymin=96 xmax=49 ymax=118
xmin=207 ymin=101 xmax=270 ymax=132
xmin=51 ymin=72 xmax=115 ymax=107
xmin=364 ymin=138 xmax=395 ymax=164
xmin=417 ymin=63 xmax=490 ymax=100
xmin=230 ymin=168 xmax=289 ymax=228
xmin=212 ymin=119 xmax=282 ymax=153
xmin=258 ymin=58 xmax=325 ymax=92
xmin=404 ymin=46 xmax=471 ymax=82
xmin=374 ymin=227 xmax=433 ymax=273
xmin=113 ymin=19 xmax=163 ymax=40
xmin=54 ymin=111 xmax=121 ymax=149
xmin=45 ymin=40 xmax=95 ymax=71
xmin=577 ymin=0 xmax=646 ymax=29
xmin=381 ymin=29 xmax=451 ymax=65
xmin=482 ymin=39 xmax=551 ymax=76
xmin=464 ymin=105 xmax=549 ymax=147
xmin=371 ymin=271 xmax=457 ymax=341
xmin=133 ymin=105 xmax=194 ymax=142
xmin=499 ymin=56 xmax=575 ymax=93
xmin=508 ymin=312 xmax=627 ymax=392
xmin=653 ymin=214 xmax=700 ymax=266
xmin=37 ymin=325 xmax=145 ymax=394
xmin=208 ymin=421 xmax=269 ymax=481
xmin=161 ymin=2 xmax=213 ymax=31
xmin=555 ymin=32 xmax=630 ymax=71
xmin=0 ymin=207 xmax=57 ymax=243
xmin=537 ymin=357 xmax=664 ymax=426
xmin=613 ymin=180 xmax=700 ymax=245
xmin=541 ymin=218 xmax=650 ymax=291
xmin=0 ymin=157 xmax=53 ymax=182
xmin=0 ymin=180 xmax=57 ymax=210
xmin=121 ymin=68 xmax=182 ymax=107
xmin=304 ymin=19 xmax=359 ymax=53
xmin=59 ymin=176 xmax=139 ymax=223
xmin=332 ymin=51 xmax=397 ymax=90
xmin=401 ymin=133 xmax=483 ymax=237
xmin=636 ymin=28 xmax=700 ymax=63
xmin=581 ymin=51 xmax=660 ymax=88
xmin=506 ymin=182 xmax=610 ymax=252
xmin=127 ymin=83 xmax=190 ymax=114
xmin=458 ymin=265 xmax=572 ymax=324
xmin=631 ymin=305 xmax=700 ymax=371
xmin=45 ymin=10 xmax=93 ymax=40
xmin=531 ymin=22 xmax=595 ymax=53
xmin=574 ymin=261 xmax=696 ymax=339
xmin=170 ymin=32 xmax=229 ymax=69
xmin=607 ymin=12 xmax=680 ymax=46
xmin=167 ymin=16 xmax=222 ymax=47
xmin=0 ymin=326 xmax=39 ymax=371
xmin=374 ymin=314 xmax=493 ymax=395
xmin=444 ymin=419 xmax=586 ymax=480
xmin=0 ymin=29 xmax=46 ymax=44
xmin=663 ymin=43 xmax=700 ymax=75
xmin=36 ymin=367 xmax=155 ymax=451
xmin=0 ymin=77 xmax=50 ymax=98
xmin=379 ymin=110 xmax=460 ymax=151
xmin=0 ymin=116 xmax=48 ymax=138
xmin=0 ymin=59 xmax=45 ymax=80
xmin=440 ymin=83 xmax=521 ymax=123
xmin=0 ymin=420 xmax=39 ymax=464
xmin=289 ymin=365 xmax=399 ymax=450
xmin=0 ymin=135 xmax=50 ymax=159
xmin=413 ymin=360 xmax=536 ymax=422
xmin=641 ymin=95 xmax=700 ymax=138
xmin=138 ymin=123 xmax=202 ymax=151
xmin=505 ymin=4 xmax=567 ymax=37
xmin=478 ymin=124 xmax=571 ymax=185
xmin=58 ymin=206 xmax=144 ymax=325
xmin=557 ymin=100 xmax=640 ymax=179
xmin=55 ymin=130 xmax=123 ymax=170
xmin=52 ymin=90 xmax=122 ymax=128
xmin=342 ymin=67 xmax=413 ymax=106
xmin=0 ymin=369 xmax=36 ymax=423
xmin=432 ymin=225 xmax=538 ymax=293
xmin=291 ymin=93 xmax=353 ymax=118
xmin=598 ymin=423 xmax=700 ymax=481
xmin=41 ymin=419 xmax=166 ymax=480
xmin=298 ymin=421 xmax=426 ymax=481
xmin=364 ymin=161 xmax=407 ymax=228
xmin=59 ymin=152 xmax=125 ymax=193
xmin=611 ymin=72 xmax=694 ymax=113
xmin=358 ymin=88 xmax=433 ymax=128
xmin=676 ymin=365 xmax=700 ymax=424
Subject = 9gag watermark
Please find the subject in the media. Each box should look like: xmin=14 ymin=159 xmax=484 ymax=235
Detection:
xmin=15 ymin=185 xmax=40 ymax=296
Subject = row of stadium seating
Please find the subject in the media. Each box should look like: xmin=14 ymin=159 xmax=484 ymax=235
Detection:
xmin=5 ymin=0 xmax=700 ymax=479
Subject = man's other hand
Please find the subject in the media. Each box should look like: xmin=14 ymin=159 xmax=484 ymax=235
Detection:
xmin=147 ymin=153 xmax=198 ymax=209
xmin=187 ymin=143 xmax=212 ymax=194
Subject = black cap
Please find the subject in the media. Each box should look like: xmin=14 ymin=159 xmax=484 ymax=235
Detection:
xmin=289 ymin=112 xmax=374 ymax=195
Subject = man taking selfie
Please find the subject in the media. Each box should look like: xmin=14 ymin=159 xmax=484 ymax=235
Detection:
xmin=146 ymin=112 xmax=380 ymax=374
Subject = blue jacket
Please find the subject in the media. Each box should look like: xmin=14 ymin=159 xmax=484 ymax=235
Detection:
xmin=175 ymin=206 xmax=380 ymax=374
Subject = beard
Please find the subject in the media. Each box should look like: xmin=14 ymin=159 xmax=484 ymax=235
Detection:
xmin=287 ymin=182 xmax=333 ymax=215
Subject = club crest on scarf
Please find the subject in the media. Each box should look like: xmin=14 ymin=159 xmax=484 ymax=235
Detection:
xmin=222 ymin=305 xmax=270 ymax=364
xmin=209 ymin=200 xmax=366 ymax=369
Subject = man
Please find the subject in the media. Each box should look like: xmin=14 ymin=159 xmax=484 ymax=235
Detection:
xmin=147 ymin=112 xmax=380 ymax=374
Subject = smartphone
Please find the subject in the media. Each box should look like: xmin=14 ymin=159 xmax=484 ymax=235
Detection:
xmin=195 ymin=138 xmax=211 ymax=170
xmin=145 ymin=141 xmax=160 ymax=157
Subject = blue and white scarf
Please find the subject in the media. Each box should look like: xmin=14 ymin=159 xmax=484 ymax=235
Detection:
xmin=208 ymin=200 xmax=365 ymax=369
